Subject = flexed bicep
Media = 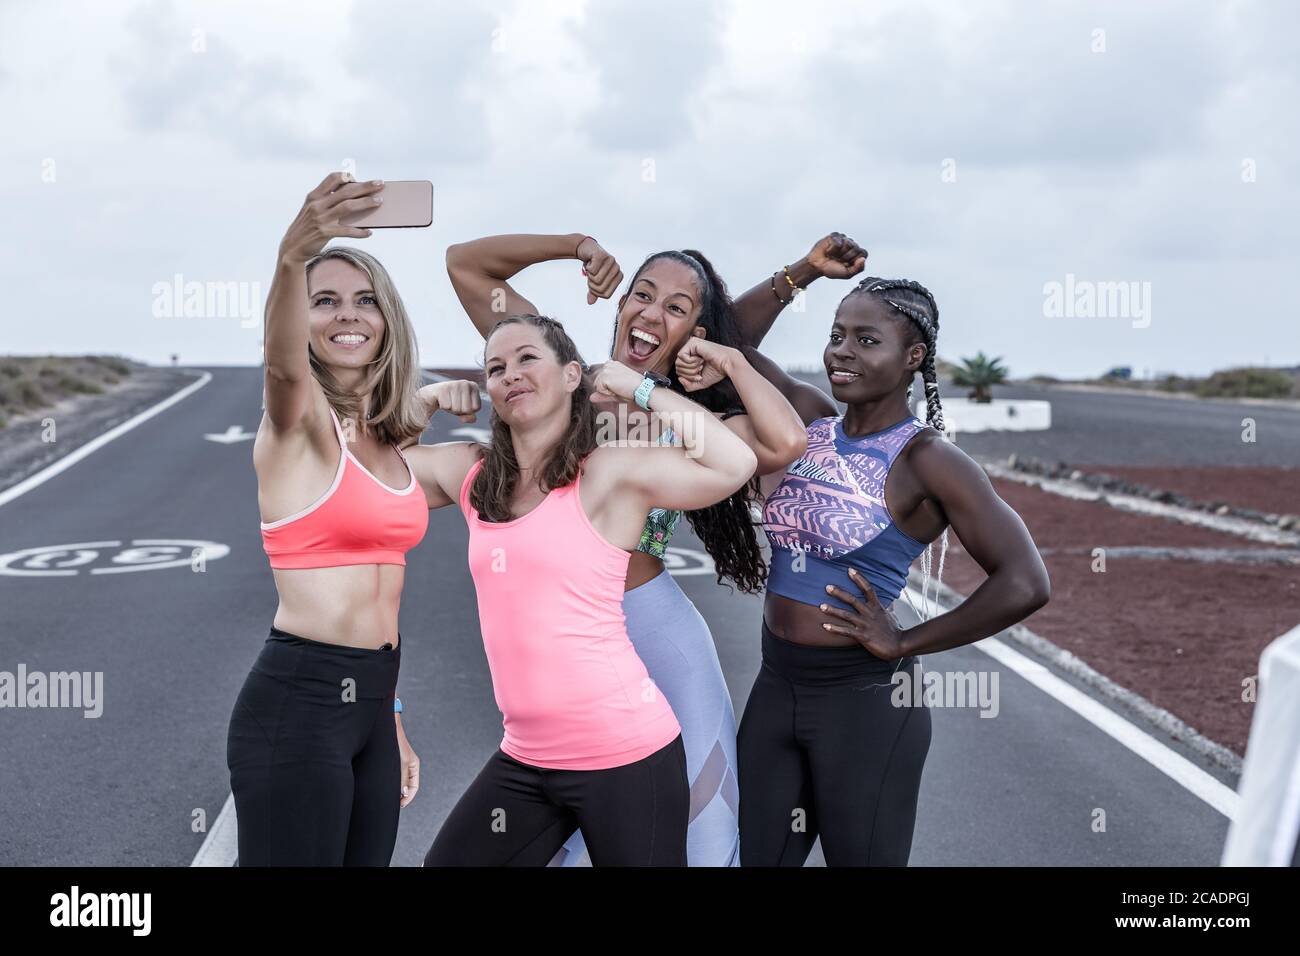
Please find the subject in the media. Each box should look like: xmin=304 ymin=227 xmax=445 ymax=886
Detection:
xmin=446 ymin=249 xmax=539 ymax=339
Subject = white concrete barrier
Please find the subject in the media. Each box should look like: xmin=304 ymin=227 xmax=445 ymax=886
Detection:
xmin=915 ymin=398 xmax=1052 ymax=434
xmin=1222 ymin=623 xmax=1300 ymax=866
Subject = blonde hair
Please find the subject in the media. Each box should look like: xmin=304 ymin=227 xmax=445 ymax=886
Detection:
xmin=303 ymin=246 xmax=426 ymax=447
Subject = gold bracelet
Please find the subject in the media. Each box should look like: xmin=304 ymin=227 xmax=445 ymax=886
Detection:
xmin=782 ymin=265 xmax=802 ymax=292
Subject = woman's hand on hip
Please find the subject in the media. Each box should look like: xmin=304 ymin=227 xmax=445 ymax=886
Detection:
xmin=821 ymin=568 xmax=908 ymax=661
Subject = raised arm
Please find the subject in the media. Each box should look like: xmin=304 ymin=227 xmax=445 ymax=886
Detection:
xmin=673 ymin=337 xmax=807 ymax=475
xmin=738 ymin=344 xmax=838 ymax=427
xmin=732 ymin=232 xmax=868 ymax=349
xmin=591 ymin=362 xmax=758 ymax=513
xmin=446 ymin=233 xmax=623 ymax=339
xmin=403 ymin=439 xmax=485 ymax=510
xmin=263 ymin=171 xmax=383 ymax=431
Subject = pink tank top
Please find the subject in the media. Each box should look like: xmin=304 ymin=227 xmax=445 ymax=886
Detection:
xmin=459 ymin=457 xmax=681 ymax=770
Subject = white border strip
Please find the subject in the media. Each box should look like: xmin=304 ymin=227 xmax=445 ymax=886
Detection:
xmin=191 ymin=793 xmax=238 ymax=867
xmin=901 ymin=585 xmax=1240 ymax=819
xmin=0 ymin=370 xmax=213 ymax=509
xmin=983 ymin=462 xmax=1300 ymax=546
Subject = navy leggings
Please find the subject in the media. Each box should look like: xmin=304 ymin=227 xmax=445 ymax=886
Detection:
xmin=425 ymin=735 xmax=689 ymax=867
xmin=737 ymin=620 xmax=931 ymax=866
xmin=226 ymin=626 xmax=401 ymax=866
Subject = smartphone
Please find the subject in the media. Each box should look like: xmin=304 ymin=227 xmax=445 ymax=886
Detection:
xmin=338 ymin=179 xmax=433 ymax=229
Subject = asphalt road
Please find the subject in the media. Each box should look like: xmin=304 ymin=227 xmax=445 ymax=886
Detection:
xmin=931 ymin=379 xmax=1300 ymax=468
xmin=0 ymin=366 xmax=1240 ymax=866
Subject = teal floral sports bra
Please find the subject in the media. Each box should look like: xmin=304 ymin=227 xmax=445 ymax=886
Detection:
xmin=631 ymin=408 xmax=745 ymax=559
xmin=635 ymin=426 xmax=682 ymax=559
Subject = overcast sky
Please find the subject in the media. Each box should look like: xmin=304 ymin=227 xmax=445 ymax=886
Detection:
xmin=3 ymin=0 xmax=1296 ymax=378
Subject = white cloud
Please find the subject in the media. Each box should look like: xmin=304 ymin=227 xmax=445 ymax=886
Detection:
xmin=2 ymin=0 xmax=1296 ymax=378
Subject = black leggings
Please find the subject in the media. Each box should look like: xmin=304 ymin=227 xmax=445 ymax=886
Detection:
xmin=425 ymin=735 xmax=689 ymax=867
xmin=226 ymin=625 xmax=401 ymax=866
xmin=737 ymin=620 xmax=931 ymax=866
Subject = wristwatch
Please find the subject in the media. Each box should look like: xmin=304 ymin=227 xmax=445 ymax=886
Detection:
xmin=633 ymin=371 xmax=670 ymax=410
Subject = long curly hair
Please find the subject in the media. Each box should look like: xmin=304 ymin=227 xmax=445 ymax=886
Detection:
xmin=612 ymin=249 xmax=767 ymax=594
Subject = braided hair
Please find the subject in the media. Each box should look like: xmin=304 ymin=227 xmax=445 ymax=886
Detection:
xmin=846 ymin=277 xmax=946 ymax=434
xmin=845 ymin=276 xmax=950 ymax=620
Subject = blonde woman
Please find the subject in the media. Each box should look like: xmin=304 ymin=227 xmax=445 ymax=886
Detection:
xmin=227 ymin=172 xmax=473 ymax=865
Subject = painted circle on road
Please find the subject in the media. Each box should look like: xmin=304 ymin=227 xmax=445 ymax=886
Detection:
xmin=662 ymin=546 xmax=715 ymax=576
xmin=0 ymin=539 xmax=230 ymax=577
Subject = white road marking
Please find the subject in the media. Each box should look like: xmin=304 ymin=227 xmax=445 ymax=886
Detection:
xmin=191 ymin=793 xmax=239 ymax=867
xmin=0 ymin=371 xmax=213 ymax=510
xmin=899 ymin=586 xmax=1240 ymax=819
xmin=983 ymin=462 xmax=1300 ymax=546
xmin=0 ymin=368 xmax=236 ymax=861
xmin=204 ymin=425 xmax=255 ymax=444
xmin=450 ymin=426 xmax=491 ymax=444
xmin=0 ymin=539 xmax=230 ymax=576
xmin=662 ymin=546 xmax=715 ymax=576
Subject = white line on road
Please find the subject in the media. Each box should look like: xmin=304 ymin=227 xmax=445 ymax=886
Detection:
xmin=193 ymin=586 xmax=1240 ymax=867
xmin=900 ymin=585 xmax=1240 ymax=819
xmin=0 ymin=367 xmax=234 ymax=860
xmin=0 ymin=370 xmax=213 ymax=510
xmin=191 ymin=793 xmax=239 ymax=867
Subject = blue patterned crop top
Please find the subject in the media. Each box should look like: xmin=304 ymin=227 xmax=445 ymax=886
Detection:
xmin=762 ymin=415 xmax=930 ymax=610
xmin=636 ymin=425 xmax=682 ymax=558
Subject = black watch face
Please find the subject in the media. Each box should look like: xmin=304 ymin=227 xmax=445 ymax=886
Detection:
xmin=646 ymin=372 xmax=671 ymax=387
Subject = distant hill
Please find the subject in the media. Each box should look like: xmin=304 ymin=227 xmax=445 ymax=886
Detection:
xmin=0 ymin=356 xmax=138 ymax=428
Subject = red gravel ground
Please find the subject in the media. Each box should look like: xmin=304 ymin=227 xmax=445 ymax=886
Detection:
xmin=1085 ymin=466 xmax=1300 ymax=517
xmin=936 ymin=477 xmax=1300 ymax=756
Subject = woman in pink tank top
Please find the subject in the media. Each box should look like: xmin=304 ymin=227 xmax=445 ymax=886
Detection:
xmin=411 ymin=314 xmax=758 ymax=866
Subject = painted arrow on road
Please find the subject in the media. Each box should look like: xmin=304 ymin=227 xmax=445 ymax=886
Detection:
xmin=204 ymin=426 xmax=255 ymax=444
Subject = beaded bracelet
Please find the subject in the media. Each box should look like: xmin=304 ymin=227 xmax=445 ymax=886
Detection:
xmin=769 ymin=274 xmax=794 ymax=306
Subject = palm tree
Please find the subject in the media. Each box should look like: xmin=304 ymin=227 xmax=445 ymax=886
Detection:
xmin=951 ymin=352 xmax=1008 ymax=403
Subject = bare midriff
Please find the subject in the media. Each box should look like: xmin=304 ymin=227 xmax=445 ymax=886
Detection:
xmin=270 ymin=564 xmax=406 ymax=650
xmin=762 ymin=591 xmax=861 ymax=648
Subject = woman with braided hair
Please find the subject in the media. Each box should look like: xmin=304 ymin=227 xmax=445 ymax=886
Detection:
xmin=731 ymin=262 xmax=1051 ymax=866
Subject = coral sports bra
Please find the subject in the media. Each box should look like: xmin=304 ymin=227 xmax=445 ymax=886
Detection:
xmin=260 ymin=405 xmax=429 ymax=570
